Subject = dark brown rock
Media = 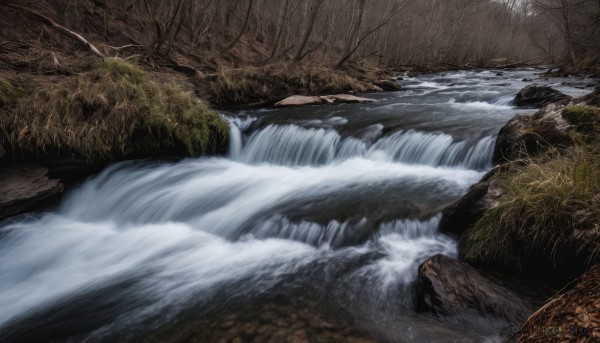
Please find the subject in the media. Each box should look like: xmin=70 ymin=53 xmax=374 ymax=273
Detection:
xmin=514 ymin=85 xmax=570 ymax=108
xmin=494 ymin=103 xmax=574 ymax=163
xmin=416 ymin=254 xmax=536 ymax=323
xmin=0 ymin=164 xmax=63 ymax=220
xmin=439 ymin=166 xmax=503 ymax=234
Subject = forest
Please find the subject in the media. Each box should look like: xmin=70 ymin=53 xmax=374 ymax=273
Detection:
xmin=1 ymin=0 xmax=599 ymax=73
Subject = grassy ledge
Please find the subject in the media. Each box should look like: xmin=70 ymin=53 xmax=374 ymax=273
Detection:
xmin=0 ymin=58 xmax=229 ymax=161
xmin=464 ymin=105 xmax=600 ymax=278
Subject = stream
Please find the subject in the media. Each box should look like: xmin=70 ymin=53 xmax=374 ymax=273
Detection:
xmin=0 ymin=69 xmax=595 ymax=342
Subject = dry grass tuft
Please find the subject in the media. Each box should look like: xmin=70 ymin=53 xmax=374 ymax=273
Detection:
xmin=464 ymin=145 xmax=600 ymax=273
xmin=0 ymin=76 xmax=25 ymax=108
xmin=0 ymin=58 xmax=228 ymax=161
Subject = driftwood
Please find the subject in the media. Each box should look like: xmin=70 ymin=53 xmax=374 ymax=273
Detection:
xmin=2 ymin=3 xmax=105 ymax=58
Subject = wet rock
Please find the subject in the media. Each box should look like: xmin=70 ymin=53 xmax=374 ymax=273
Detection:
xmin=439 ymin=166 xmax=503 ymax=234
xmin=514 ymin=85 xmax=570 ymax=108
xmin=373 ymin=79 xmax=402 ymax=91
xmin=274 ymin=94 xmax=373 ymax=107
xmin=416 ymin=254 xmax=535 ymax=323
xmin=0 ymin=164 xmax=63 ymax=220
xmin=517 ymin=265 xmax=600 ymax=342
xmin=494 ymin=102 xmax=574 ymax=163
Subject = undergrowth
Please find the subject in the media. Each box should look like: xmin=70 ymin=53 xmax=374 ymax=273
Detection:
xmin=0 ymin=58 xmax=228 ymax=160
xmin=202 ymin=64 xmax=369 ymax=105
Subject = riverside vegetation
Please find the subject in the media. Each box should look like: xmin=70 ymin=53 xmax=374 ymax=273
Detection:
xmin=0 ymin=58 xmax=228 ymax=161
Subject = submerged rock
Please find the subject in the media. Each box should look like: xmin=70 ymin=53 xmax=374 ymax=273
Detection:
xmin=275 ymin=94 xmax=373 ymax=107
xmin=494 ymin=102 xmax=574 ymax=163
xmin=0 ymin=165 xmax=63 ymax=220
xmin=514 ymin=85 xmax=570 ymax=108
xmin=517 ymin=265 xmax=600 ymax=342
xmin=416 ymin=254 xmax=535 ymax=323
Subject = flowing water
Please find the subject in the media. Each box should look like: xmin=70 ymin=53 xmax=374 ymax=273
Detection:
xmin=0 ymin=69 xmax=595 ymax=342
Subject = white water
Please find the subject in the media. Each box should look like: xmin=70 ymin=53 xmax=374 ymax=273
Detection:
xmin=4 ymin=68 xmax=589 ymax=342
xmin=0 ymin=125 xmax=482 ymax=340
xmin=234 ymin=124 xmax=495 ymax=170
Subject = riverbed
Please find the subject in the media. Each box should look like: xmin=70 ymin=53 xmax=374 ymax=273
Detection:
xmin=0 ymin=69 xmax=594 ymax=342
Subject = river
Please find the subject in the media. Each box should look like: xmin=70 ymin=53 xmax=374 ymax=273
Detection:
xmin=0 ymin=69 xmax=594 ymax=342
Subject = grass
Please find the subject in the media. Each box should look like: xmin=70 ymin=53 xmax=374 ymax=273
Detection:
xmin=0 ymin=58 xmax=229 ymax=160
xmin=202 ymin=64 xmax=370 ymax=105
xmin=0 ymin=76 xmax=25 ymax=108
xmin=463 ymin=144 xmax=600 ymax=273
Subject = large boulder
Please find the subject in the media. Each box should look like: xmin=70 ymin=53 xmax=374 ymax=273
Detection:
xmin=416 ymin=254 xmax=537 ymax=323
xmin=514 ymin=85 xmax=570 ymax=108
xmin=494 ymin=103 xmax=574 ymax=163
xmin=0 ymin=164 xmax=63 ymax=220
xmin=516 ymin=265 xmax=600 ymax=342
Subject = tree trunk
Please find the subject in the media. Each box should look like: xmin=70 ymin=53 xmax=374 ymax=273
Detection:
xmin=266 ymin=0 xmax=289 ymax=61
xmin=294 ymin=0 xmax=323 ymax=62
xmin=222 ymin=0 xmax=253 ymax=54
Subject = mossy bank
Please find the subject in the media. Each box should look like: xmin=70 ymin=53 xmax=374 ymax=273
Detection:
xmin=0 ymin=58 xmax=229 ymax=164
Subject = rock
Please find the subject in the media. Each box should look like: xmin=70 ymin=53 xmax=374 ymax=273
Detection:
xmin=514 ymin=85 xmax=570 ymax=108
xmin=522 ymin=78 xmax=533 ymax=82
xmin=365 ymin=83 xmax=384 ymax=92
xmin=416 ymin=254 xmax=536 ymax=323
xmin=439 ymin=166 xmax=503 ymax=234
xmin=274 ymin=94 xmax=373 ymax=107
xmin=442 ymin=102 xmax=577 ymax=234
xmin=583 ymin=85 xmax=600 ymax=106
xmin=373 ymin=79 xmax=402 ymax=91
xmin=0 ymin=165 xmax=63 ymax=220
xmin=274 ymin=95 xmax=323 ymax=107
xmin=321 ymin=94 xmax=373 ymax=104
xmin=496 ymin=72 xmax=503 ymax=76
xmin=516 ymin=265 xmax=600 ymax=342
xmin=494 ymin=102 xmax=574 ymax=163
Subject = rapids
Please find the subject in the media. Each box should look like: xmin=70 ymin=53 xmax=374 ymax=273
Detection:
xmin=0 ymin=69 xmax=594 ymax=342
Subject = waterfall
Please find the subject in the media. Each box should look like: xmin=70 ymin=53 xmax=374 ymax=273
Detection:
xmin=231 ymin=123 xmax=495 ymax=170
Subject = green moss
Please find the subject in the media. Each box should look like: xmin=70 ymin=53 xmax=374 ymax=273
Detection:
xmin=0 ymin=58 xmax=228 ymax=161
xmin=463 ymin=146 xmax=600 ymax=271
xmin=0 ymin=76 xmax=25 ymax=107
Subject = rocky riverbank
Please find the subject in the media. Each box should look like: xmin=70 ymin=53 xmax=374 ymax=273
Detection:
xmin=426 ymin=83 xmax=600 ymax=341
